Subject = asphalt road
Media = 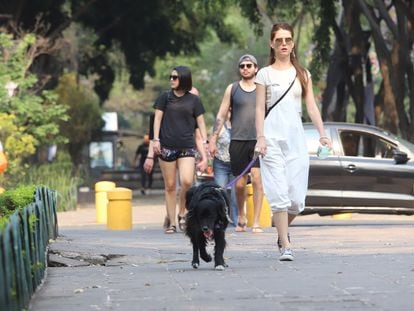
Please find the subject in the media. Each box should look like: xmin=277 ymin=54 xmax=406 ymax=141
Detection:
xmin=29 ymin=192 xmax=414 ymax=311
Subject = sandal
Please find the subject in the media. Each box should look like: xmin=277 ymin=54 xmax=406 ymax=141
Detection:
xmin=178 ymin=215 xmax=186 ymax=231
xmin=165 ymin=225 xmax=176 ymax=234
xmin=235 ymin=222 xmax=246 ymax=232
xmin=252 ymin=226 xmax=264 ymax=233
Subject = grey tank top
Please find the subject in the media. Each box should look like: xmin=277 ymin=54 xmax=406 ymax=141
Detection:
xmin=231 ymin=82 xmax=257 ymax=140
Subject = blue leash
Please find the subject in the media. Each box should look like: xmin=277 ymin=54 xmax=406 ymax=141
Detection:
xmin=225 ymin=153 xmax=259 ymax=189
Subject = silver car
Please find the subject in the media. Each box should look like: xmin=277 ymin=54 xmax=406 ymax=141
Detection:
xmin=303 ymin=122 xmax=414 ymax=215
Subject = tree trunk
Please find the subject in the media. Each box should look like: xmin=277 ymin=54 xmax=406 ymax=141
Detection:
xmin=344 ymin=0 xmax=367 ymax=124
xmin=357 ymin=0 xmax=399 ymax=134
xmin=321 ymin=42 xmax=348 ymax=121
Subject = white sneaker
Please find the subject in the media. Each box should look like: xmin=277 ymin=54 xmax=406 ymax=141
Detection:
xmin=279 ymin=248 xmax=294 ymax=261
xmin=277 ymin=233 xmax=290 ymax=253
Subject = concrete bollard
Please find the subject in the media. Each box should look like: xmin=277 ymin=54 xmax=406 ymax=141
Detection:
xmin=95 ymin=181 xmax=116 ymax=224
xmin=107 ymin=187 xmax=133 ymax=230
xmin=245 ymin=183 xmax=272 ymax=228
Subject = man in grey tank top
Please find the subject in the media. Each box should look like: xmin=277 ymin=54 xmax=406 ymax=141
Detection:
xmin=209 ymin=54 xmax=264 ymax=233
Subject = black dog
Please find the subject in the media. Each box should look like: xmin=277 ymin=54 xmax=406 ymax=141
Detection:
xmin=185 ymin=181 xmax=230 ymax=270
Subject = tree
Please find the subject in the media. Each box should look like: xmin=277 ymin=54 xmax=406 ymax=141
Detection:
xmin=320 ymin=0 xmax=414 ymax=140
xmin=55 ymin=72 xmax=104 ymax=164
xmin=1 ymin=0 xmax=240 ymax=102
xmin=357 ymin=0 xmax=414 ymax=140
xmin=238 ymin=0 xmax=414 ymax=141
xmin=0 ymin=33 xmax=68 ymax=185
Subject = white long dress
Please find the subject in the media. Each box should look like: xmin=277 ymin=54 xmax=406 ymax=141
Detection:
xmin=255 ymin=66 xmax=309 ymax=215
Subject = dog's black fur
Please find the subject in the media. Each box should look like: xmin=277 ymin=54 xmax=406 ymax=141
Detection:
xmin=185 ymin=181 xmax=230 ymax=270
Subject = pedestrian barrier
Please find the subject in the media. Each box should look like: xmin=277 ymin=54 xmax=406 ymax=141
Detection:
xmin=107 ymin=187 xmax=132 ymax=230
xmin=95 ymin=181 xmax=116 ymax=224
xmin=0 ymin=187 xmax=58 ymax=310
xmin=245 ymin=183 xmax=272 ymax=227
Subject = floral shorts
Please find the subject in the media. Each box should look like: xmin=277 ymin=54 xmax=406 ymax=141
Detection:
xmin=160 ymin=147 xmax=197 ymax=162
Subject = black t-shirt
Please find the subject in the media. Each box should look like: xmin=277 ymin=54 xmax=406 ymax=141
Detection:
xmin=154 ymin=91 xmax=205 ymax=149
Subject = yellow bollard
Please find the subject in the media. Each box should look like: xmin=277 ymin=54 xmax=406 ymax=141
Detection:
xmin=107 ymin=187 xmax=133 ymax=230
xmin=332 ymin=213 xmax=353 ymax=220
xmin=95 ymin=181 xmax=116 ymax=224
xmin=245 ymin=184 xmax=272 ymax=228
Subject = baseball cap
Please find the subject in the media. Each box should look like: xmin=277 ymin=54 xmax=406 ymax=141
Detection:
xmin=238 ymin=54 xmax=258 ymax=66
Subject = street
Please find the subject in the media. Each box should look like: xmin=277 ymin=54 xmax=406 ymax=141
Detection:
xmin=29 ymin=193 xmax=414 ymax=311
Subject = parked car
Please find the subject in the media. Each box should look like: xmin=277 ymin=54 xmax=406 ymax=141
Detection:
xmin=304 ymin=122 xmax=414 ymax=215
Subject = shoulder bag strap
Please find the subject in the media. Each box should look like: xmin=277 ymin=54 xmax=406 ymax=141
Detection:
xmin=265 ymin=73 xmax=297 ymax=118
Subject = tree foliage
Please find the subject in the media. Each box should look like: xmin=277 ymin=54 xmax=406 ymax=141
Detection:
xmin=0 ymin=33 xmax=68 ymax=185
xmin=1 ymin=0 xmax=241 ymax=102
xmin=3 ymin=0 xmax=414 ymax=143
xmin=55 ymin=72 xmax=104 ymax=164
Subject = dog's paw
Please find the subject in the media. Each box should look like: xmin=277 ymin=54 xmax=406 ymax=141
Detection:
xmin=192 ymin=262 xmax=199 ymax=269
xmin=215 ymin=265 xmax=225 ymax=271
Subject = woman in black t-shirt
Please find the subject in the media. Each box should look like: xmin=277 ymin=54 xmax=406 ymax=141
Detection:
xmin=153 ymin=66 xmax=208 ymax=234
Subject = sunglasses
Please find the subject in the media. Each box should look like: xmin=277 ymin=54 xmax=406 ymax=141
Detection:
xmin=239 ymin=63 xmax=254 ymax=69
xmin=169 ymin=75 xmax=179 ymax=81
xmin=274 ymin=37 xmax=293 ymax=45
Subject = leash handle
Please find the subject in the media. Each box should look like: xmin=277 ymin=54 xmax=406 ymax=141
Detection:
xmin=225 ymin=153 xmax=259 ymax=189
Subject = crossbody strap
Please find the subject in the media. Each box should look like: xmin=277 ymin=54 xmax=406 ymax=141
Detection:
xmin=265 ymin=73 xmax=297 ymax=118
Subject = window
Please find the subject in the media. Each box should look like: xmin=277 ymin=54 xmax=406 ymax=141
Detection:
xmin=340 ymin=131 xmax=397 ymax=158
xmin=89 ymin=142 xmax=114 ymax=168
xmin=340 ymin=132 xmax=359 ymax=156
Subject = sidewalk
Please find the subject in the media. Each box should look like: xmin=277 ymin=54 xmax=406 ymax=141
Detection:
xmin=29 ymin=192 xmax=414 ymax=310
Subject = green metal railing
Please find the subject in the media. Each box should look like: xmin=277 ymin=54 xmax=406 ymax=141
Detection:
xmin=0 ymin=186 xmax=58 ymax=310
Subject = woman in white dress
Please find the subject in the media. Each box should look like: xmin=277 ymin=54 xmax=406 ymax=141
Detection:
xmin=255 ymin=22 xmax=332 ymax=261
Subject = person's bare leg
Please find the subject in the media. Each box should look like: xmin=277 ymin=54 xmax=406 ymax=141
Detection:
xmin=272 ymin=211 xmax=290 ymax=249
xmin=177 ymin=157 xmax=196 ymax=217
xmin=288 ymin=214 xmax=296 ymax=225
xmin=235 ymin=175 xmax=247 ymax=230
xmin=251 ymin=167 xmax=264 ymax=231
xmin=159 ymin=160 xmax=177 ymax=229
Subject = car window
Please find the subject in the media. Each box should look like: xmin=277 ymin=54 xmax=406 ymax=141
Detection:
xmin=375 ymin=138 xmax=397 ymax=158
xmin=394 ymin=136 xmax=414 ymax=154
xmin=340 ymin=132 xmax=359 ymax=156
xmin=340 ymin=131 xmax=397 ymax=158
xmin=378 ymin=129 xmax=414 ymax=154
xmin=304 ymin=129 xmax=320 ymax=155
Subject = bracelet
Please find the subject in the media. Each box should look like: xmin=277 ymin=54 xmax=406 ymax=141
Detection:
xmin=146 ymin=156 xmax=153 ymax=160
xmin=152 ymin=138 xmax=160 ymax=142
xmin=319 ymin=136 xmax=329 ymax=141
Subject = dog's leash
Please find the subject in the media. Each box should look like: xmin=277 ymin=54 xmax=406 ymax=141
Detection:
xmin=222 ymin=76 xmax=295 ymax=189
xmin=225 ymin=153 xmax=259 ymax=189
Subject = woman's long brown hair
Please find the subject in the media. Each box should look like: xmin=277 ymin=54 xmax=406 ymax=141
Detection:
xmin=269 ymin=23 xmax=308 ymax=97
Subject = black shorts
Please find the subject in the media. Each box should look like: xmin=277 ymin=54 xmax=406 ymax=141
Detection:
xmin=229 ymin=140 xmax=260 ymax=176
xmin=159 ymin=147 xmax=197 ymax=162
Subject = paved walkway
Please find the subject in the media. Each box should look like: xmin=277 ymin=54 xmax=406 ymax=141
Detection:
xmin=29 ymin=192 xmax=414 ymax=310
